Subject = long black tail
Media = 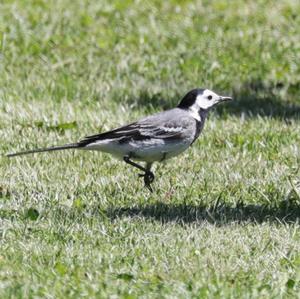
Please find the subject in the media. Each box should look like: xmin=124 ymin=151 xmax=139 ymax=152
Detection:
xmin=6 ymin=143 xmax=80 ymax=158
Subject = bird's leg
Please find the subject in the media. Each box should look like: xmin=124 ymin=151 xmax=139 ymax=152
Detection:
xmin=123 ymin=157 xmax=154 ymax=192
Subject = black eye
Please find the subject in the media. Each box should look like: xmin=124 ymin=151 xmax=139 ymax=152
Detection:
xmin=207 ymin=95 xmax=212 ymax=100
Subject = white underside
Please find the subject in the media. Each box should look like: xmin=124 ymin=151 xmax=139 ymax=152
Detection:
xmin=83 ymin=138 xmax=192 ymax=162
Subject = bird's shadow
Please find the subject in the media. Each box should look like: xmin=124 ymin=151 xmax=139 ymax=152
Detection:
xmin=216 ymin=82 xmax=300 ymax=120
xmin=128 ymin=81 xmax=300 ymax=120
xmin=106 ymin=199 xmax=300 ymax=225
xmin=1 ymin=196 xmax=300 ymax=225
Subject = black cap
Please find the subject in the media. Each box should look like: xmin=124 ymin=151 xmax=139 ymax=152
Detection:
xmin=177 ymin=89 xmax=205 ymax=109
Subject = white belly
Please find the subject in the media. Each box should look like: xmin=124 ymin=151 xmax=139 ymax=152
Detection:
xmin=84 ymin=138 xmax=192 ymax=162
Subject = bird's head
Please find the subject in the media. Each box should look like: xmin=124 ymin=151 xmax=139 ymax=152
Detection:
xmin=177 ymin=88 xmax=232 ymax=120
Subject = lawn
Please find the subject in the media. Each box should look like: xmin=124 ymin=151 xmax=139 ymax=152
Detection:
xmin=1 ymin=0 xmax=300 ymax=297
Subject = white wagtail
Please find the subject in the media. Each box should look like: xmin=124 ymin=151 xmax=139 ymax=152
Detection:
xmin=7 ymin=88 xmax=232 ymax=191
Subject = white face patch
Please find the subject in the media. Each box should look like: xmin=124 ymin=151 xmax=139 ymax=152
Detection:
xmin=187 ymin=89 xmax=222 ymax=120
xmin=195 ymin=89 xmax=221 ymax=109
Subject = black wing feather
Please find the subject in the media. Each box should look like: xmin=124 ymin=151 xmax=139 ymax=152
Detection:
xmin=78 ymin=121 xmax=183 ymax=147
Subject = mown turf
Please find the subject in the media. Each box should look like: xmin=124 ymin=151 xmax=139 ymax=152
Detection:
xmin=1 ymin=0 xmax=300 ymax=298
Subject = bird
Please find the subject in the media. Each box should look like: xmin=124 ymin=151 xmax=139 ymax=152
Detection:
xmin=7 ymin=88 xmax=232 ymax=191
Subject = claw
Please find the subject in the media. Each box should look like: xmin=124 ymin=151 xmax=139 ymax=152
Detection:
xmin=145 ymin=183 xmax=153 ymax=192
xmin=139 ymin=171 xmax=155 ymax=192
xmin=145 ymin=171 xmax=154 ymax=183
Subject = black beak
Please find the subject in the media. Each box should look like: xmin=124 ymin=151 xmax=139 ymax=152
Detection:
xmin=219 ymin=96 xmax=233 ymax=102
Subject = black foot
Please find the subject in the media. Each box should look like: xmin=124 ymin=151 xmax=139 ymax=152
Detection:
xmin=139 ymin=171 xmax=155 ymax=192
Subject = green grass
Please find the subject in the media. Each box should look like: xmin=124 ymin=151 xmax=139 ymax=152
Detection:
xmin=1 ymin=0 xmax=300 ymax=297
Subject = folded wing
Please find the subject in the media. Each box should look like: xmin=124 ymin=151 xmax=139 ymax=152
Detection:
xmin=78 ymin=113 xmax=189 ymax=147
